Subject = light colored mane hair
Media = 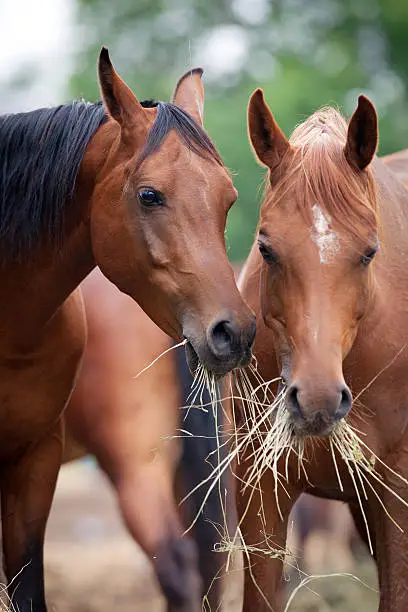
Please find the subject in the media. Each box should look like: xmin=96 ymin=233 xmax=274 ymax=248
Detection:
xmin=270 ymin=106 xmax=378 ymax=239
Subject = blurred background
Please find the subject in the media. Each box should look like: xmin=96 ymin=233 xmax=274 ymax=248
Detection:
xmin=1 ymin=0 xmax=402 ymax=609
xmin=2 ymin=0 xmax=408 ymax=262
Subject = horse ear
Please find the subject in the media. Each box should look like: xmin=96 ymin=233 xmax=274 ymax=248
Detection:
xmin=172 ymin=68 xmax=204 ymax=126
xmin=345 ymin=95 xmax=378 ymax=170
xmin=98 ymin=47 xmax=147 ymax=133
xmin=248 ymin=89 xmax=290 ymax=179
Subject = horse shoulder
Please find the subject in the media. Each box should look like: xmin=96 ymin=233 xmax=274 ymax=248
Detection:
xmin=0 ymin=287 xmax=86 ymax=458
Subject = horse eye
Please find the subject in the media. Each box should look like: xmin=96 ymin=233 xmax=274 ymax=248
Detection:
xmin=138 ymin=188 xmax=163 ymax=207
xmin=360 ymin=247 xmax=377 ymax=266
xmin=258 ymin=242 xmax=279 ymax=265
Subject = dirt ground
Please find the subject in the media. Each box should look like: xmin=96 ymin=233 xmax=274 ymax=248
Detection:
xmin=41 ymin=460 xmax=378 ymax=612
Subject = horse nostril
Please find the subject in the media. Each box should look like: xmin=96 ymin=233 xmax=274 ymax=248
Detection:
xmin=286 ymin=384 xmax=302 ymax=417
xmin=335 ymin=385 xmax=353 ymax=420
xmin=208 ymin=319 xmax=238 ymax=358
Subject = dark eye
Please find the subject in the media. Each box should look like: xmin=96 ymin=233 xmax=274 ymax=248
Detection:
xmin=258 ymin=241 xmax=279 ymax=264
xmin=138 ymin=188 xmax=164 ymax=207
xmin=360 ymin=247 xmax=378 ymax=266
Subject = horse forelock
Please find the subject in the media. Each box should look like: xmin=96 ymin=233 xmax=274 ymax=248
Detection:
xmin=267 ymin=107 xmax=378 ymax=240
xmin=134 ymin=101 xmax=223 ymax=171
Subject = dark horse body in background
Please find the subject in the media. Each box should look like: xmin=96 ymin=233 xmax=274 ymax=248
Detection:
xmin=0 ymin=48 xmax=255 ymax=612
xmin=63 ymin=268 xmax=236 ymax=609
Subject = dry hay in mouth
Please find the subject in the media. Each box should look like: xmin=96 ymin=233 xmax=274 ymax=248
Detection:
xmin=234 ymin=377 xmax=408 ymax=558
xmin=232 ymin=343 xmax=408 ymax=557
xmin=239 ymin=392 xmax=408 ymax=558
xmin=179 ymin=356 xmax=408 ymax=609
xmin=178 ymin=361 xmax=389 ymax=610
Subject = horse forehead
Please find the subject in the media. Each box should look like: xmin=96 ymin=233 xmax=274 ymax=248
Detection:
xmin=173 ymin=152 xmax=234 ymax=200
xmin=310 ymin=203 xmax=340 ymax=264
xmin=260 ymin=200 xmax=342 ymax=263
xmin=154 ymin=134 xmax=227 ymax=183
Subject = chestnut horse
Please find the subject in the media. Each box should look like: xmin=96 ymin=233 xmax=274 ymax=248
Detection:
xmin=0 ymin=48 xmax=255 ymax=612
xmin=236 ymin=91 xmax=408 ymax=611
xmin=63 ymin=268 xmax=235 ymax=610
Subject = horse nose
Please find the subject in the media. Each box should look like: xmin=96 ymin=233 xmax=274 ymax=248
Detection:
xmin=286 ymin=384 xmax=302 ymax=417
xmin=335 ymin=385 xmax=353 ymax=420
xmin=207 ymin=313 xmax=256 ymax=361
xmin=207 ymin=318 xmax=241 ymax=359
xmin=286 ymin=382 xmax=352 ymax=421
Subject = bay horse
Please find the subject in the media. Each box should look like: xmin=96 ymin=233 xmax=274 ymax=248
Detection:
xmin=0 ymin=48 xmax=255 ymax=612
xmin=235 ymin=91 xmax=408 ymax=610
xmin=63 ymin=268 xmax=236 ymax=610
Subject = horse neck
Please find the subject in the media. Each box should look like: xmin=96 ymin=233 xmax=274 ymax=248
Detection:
xmin=355 ymin=156 xmax=408 ymax=346
xmin=373 ymin=156 xmax=408 ymax=258
xmin=0 ymin=217 xmax=94 ymax=350
xmin=0 ymin=119 xmax=128 ymax=350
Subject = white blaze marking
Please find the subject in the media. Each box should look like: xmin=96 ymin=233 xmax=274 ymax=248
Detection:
xmin=311 ymin=203 xmax=339 ymax=263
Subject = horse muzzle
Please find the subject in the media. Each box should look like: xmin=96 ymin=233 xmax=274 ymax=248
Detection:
xmin=284 ymin=379 xmax=353 ymax=437
xmin=184 ymin=312 xmax=256 ymax=378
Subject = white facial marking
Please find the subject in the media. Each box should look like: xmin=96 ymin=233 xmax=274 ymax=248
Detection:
xmin=311 ymin=203 xmax=339 ymax=264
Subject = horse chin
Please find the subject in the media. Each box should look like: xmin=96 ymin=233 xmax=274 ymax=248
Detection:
xmin=292 ymin=418 xmax=336 ymax=439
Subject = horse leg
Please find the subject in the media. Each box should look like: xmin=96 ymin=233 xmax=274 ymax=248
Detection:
xmin=115 ymin=462 xmax=202 ymax=612
xmin=1 ymin=419 xmax=64 ymax=612
xmin=236 ymin=468 xmax=299 ymax=612
xmin=373 ymin=485 xmax=408 ymax=612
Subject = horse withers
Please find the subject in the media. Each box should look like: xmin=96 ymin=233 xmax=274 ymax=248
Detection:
xmin=235 ymin=91 xmax=408 ymax=610
xmin=0 ymin=48 xmax=254 ymax=612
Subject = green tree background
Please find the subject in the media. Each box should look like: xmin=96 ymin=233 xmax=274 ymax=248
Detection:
xmin=69 ymin=0 xmax=408 ymax=262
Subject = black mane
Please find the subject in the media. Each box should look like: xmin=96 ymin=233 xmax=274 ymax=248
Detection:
xmin=0 ymin=101 xmax=107 ymax=260
xmin=0 ymin=98 xmax=221 ymax=261
xmin=136 ymin=101 xmax=222 ymax=169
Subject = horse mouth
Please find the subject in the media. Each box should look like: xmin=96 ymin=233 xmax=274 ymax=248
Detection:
xmin=291 ymin=413 xmax=337 ymax=438
xmin=184 ymin=339 xmax=237 ymax=379
xmin=184 ymin=334 xmax=253 ymax=378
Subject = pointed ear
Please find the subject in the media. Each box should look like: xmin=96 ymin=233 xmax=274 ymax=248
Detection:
xmin=172 ymin=68 xmax=204 ymax=126
xmin=98 ymin=47 xmax=147 ymax=133
xmin=344 ymin=95 xmax=378 ymax=170
xmin=248 ymin=89 xmax=290 ymax=176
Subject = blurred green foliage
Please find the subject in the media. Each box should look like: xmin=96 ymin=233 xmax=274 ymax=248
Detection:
xmin=69 ymin=0 xmax=408 ymax=261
